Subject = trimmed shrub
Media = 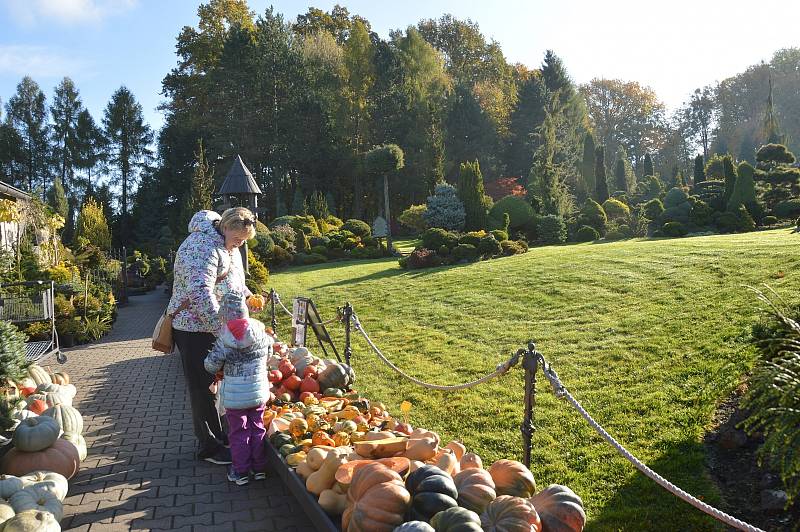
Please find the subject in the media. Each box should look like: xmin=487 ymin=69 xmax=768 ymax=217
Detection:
xmin=407 ymin=248 xmax=436 ymax=269
xmin=604 ymin=229 xmax=627 ymax=241
xmin=576 ymin=225 xmax=599 ymax=242
xmin=309 ymin=236 xmax=330 ymax=247
xmin=500 ymin=240 xmax=527 ymax=255
xmin=773 ymin=199 xmax=800 ymax=219
xmin=268 ymin=245 xmax=293 ymax=267
xmin=421 ymin=228 xmax=459 ymax=250
xmin=438 ymin=245 xmax=450 ymax=256
xmin=602 ymin=198 xmax=630 ymax=220
xmin=295 ymin=252 xmax=328 ymax=265
xmin=325 ymin=215 xmax=343 ymax=228
xmin=715 ymin=205 xmax=755 ymax=233
xmin=662 ymin=221 xmax=688 ymax=237
xmin=477 ymin=235 xmax=502 ymax=257
xmin=424 ymin=183 xmax=466 ymax=231
xmin=269 ymin=215 xmax=298 ymax=229
xmin=642 ymin=198 xmax=665 ymax=221
xmin=458 ymin=231 xmax=485 ymax=247
xmin=252 ymin=231 xmax=275 ymax=260
xmin=490 ymin=229 xmax=508 ymax=242
xmin=452 ymin=243 xmax=479 ymax=261
xmin=688 ymin=196 xmax=714 ymax=227
xmin=663 ymin=187 xmax=689 ymax=208
xmin=310 ymin=245 xmax=328 ymax=256
xmin=342 ymin=219 xmax=371 ymax=238
xmin=398 ymin=204 xmax=428 ymax=232
xmin=489 ymin=195 xmax=535 ymax=229
xmin=762 ymin=215 xmax=778 ymax=226
xmin=578 ymin=199 xmax=607 ymax=235
xmin=537 ymin=215 xmax=567 ymax=245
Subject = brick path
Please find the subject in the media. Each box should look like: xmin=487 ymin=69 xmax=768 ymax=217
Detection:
xmin=54 ymin=288 xmax=314 ymax=531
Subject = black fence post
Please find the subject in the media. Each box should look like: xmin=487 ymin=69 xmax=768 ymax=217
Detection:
xmin=121 ymin=246 xmax=129 ymax=305
xmin=520 ymin=341 xmax=539 ymax=469
xmin=343 ymin=302 xmax=353 ymax=367
xmin=269 ymin=288 xmax=277 ymax=334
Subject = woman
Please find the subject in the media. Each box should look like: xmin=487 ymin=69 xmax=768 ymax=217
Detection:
xmin=168 ymin=207 xmax=257 ymax=464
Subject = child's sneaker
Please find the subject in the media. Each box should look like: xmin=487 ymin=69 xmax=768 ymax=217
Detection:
xmin=227 ymin=466 xmax=249 ymax=485
xmin=252 ymin=470 xmax=267 ymax=481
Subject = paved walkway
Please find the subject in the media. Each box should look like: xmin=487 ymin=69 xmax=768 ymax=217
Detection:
xmin=53 ymin=288 xmax=314 ymax=531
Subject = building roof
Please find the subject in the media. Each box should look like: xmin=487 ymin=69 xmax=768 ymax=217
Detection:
xmin=216 ymin=155 xmax=263 ymax=196
xmin=0 ymin=181 xmax=31 ymax=202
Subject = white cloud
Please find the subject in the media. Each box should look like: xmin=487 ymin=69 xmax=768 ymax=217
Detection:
xmin=0 ymin=45 xmax=88 ymax=78
xmin=1 ymin=0 xmax=138 ymax=26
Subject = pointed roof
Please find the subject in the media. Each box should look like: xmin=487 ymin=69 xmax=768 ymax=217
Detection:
xmin=216 ymin=155 xmax=263 ymax=195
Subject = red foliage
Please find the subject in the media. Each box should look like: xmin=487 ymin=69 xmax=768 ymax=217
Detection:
xmin=485 ymin=177 xmax=526 ymax=201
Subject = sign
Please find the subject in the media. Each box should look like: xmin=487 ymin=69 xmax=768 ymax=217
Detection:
xmin=292 ymin=298 xmax=308 ymax=346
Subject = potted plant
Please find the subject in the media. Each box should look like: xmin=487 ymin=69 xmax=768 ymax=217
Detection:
xmin=56 ymin=318 xmax=81 ymax=348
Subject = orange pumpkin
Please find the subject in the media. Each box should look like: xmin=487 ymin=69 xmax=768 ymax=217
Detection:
xmin=529 ymin=484 xmax=586 ymax=532
xmin=342 ymin=463 xmax=411 ymax=532
xmin=50 ymin=371 xmax=70 ymax=385
xmin=27 ymin=399 xmax=47 ymax=415
xmin=461 ymin=452 xmax=483 ymax=470
xmin=1 ymin=439 xmax=80 ymax=479
xmin=480 ymin=495 xmax=542 ymax=532
xmin=488 ymin=459 xmax=537 ymax=498
xmin=454 ymin=467 xmax=497 ymax=514
xmin=312 ymin=431 xmax=336 ymax=447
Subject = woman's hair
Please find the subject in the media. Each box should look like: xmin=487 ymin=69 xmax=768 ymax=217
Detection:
xmin=219 ymin=207 xmax=257 ymax=240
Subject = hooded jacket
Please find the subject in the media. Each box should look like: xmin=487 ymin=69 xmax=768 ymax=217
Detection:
xmin=204 ymin=318 xmax=273 ymax=410
xmin=168 ymin=210 xmax=251 ymax=333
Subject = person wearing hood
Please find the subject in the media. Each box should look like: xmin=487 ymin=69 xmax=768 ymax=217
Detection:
xmin=167 ymin=207 xmax=257 ymax=465
xmin=205 ymin=290 xmax=274 ymax=485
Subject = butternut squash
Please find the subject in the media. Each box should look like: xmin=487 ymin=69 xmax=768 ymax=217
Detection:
xmin=409 ymin=428 xmax=440 ymax=447
xmin=364 ymin=430 xmax=396 ymax=441
xmin=306 ymin=447 xmax=332 ymax=471
xmin=296 ymin=461 xmax=314 ymax=480
xmin=353 ymin=437 xmax=408 ymax=459
xmin=409 ymin=460 xmax=426 ymax=474
xmin=445 ymin=440 xmax=466 ymax=461
xmin=319 ymin=488 xmax=348 ymax=515
xmin=461 ymin=452 xmax=483 ymax=470
xmin=433 ymin=449 xmax=459 ymax=476
xmin=403 ymin=436 xmax=437 ymax=461
xmin=307 ymin=451 xmax=348 ymax=496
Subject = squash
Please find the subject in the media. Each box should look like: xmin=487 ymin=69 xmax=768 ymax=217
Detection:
xmin=286 ymin=451 xmax=307 ymax=467
xmin=480 ymin=495 xmax=541 ymax=532
xmin=318 ymin=362 xmax=354 ymax=391
xmin=307 ymin=451 xmax=348 ymax=496
xmin=342 ymin=463 xmax=410 ymax=532
xmin=365 ymin=431 xmax=396 ymax=441
xmin=50 ymin=372 xmax=70 ymax=385
xmin=488 ymin=460 xmax=537 ymax=498
xmin=403 ymin=437 xmax=437 ymax=461
xmin=409 ymin=428 xmax=440 ymax=447
xmin=41 ymin=404 xmax=83 ymax=434
xmin=0 ymin=476 xmax=24 ymax=499
xmin=19 ymin=472 xmax=68 ymax=502
xmin=296 ymin=461 xmax=314 ymax=480
xmin=289 ymin=418 xmax=308 ymax=439
xmin=29 ymin=389 xmax=70 ymax=408
xmin=26 ymin=366 xmax=51 ymax=387
xmin=335 ymin=458 xmax=411 ymax=490
xmin=35 ymin=383 xmax=75 ymax=400
xmin=270 ymin=432 xmax=294 ymax=449
xmin=354 ymin=437 xmax=408 ymax=459
xmin=429 ymin=507 xmax=482 ymax=531
xmin=454 ymin=468 xmax=496 ymax=514
xmin=3 ymin=510 xmax=60 ymax=532
xmin=312 ymin=431 xmax=335 ymax=448
xmin=332 ymin=432 xmax=351 ymax=447
xmin=319 ymin=488 xmax=347 ymax=515
xmin=444 ymin=441 xmax=465 ymax=462
xmin=306 ymin=447 xmax=332 ymax=471
xmin=460 ymin=452 xmax=483 ymax=470
xmin=25 ymin=400 xmax=47 ymax=415
xmin=334 ymin=420 xmax=358 ymax=434
xmin=11 ymin=416 xmax=60 ymax=452
xmin=430 ymin=449 xmax=458 ymax=476
xmin=392 ymin=522 xmax=434 ymax=532
xmin=0 ymin=499 xmax=14 ymax=528
xmin=9 ymin=486 xmax=63 ymax=522
xmin=13 ymin=410 xmax=38 ymax=424
xmin=529 ymin=484 xmax=586 ymax=532
xmin=409 ymin=460 xmax=426 ymax=474
xmin=290 ymin=347 xmax=315 ymax=376
xmin=61 ymin=432 xmax=87 ymax=461
xmin=2 ymin=439 xmax=80 ymax=479
xmin=405 ymin=465 xmax=458 ymax=523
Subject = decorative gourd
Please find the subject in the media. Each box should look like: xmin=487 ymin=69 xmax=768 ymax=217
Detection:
xmin=0 ymin=476 xmax=23 ymax=499
xmin=1 ymin=439 xmax=81 ymax=479
xmin=0 ymin=499 xmax=13 ymax=528
xmin=334 ymin=420 xmax=357 ymax=434
xmin=332 ymin=432 xmax=351 ymax=447
xmin=480 ymin=495 xmax=541 ymax=532
xmin=460 ymin=453 xmax=483 ymax=470
xmin=444 ymin=441 xmax=466 ymax=462
xmin=41 ymin=404 xmax=83 ymax=434
xmin=11 ymin=416 xmax=60 ymax=452
xmin=488 ymin=460 xmax=537 ymax=498
xmin=405 ymin=465 xmax=459 ymax=523
xmin=392 ymin=522 xmax=434 ymax=532
xmin=26 ymin=366 xmax=51 ymax=386
xmin=60 ymin=432 xmax=86 ymax=461
xmin=342 ymin=463 xmax=410 ymax=532
xmin=50 ymin=372 xmax=70 ymax=385
xmin=9 ymin=486 xmax=63 ymax=522
xmin=429 ymin=507 xmax=482 ymax=531
xmin=529 ymin=485 xmax=586 ymax=532
xmin=354 ymin=437 xmax=408 ymax=459
xmin=311 ymin=431 xmax=335 ymax=448
xmin=403 ymin=437 xmax=437 ymax=461
xmin=19 ymin=472 xmax=68 ymax=502
xmin=335 ymin=458 xmax=411 ymax=490
xmin=3 ymin=510 xmax=60 ymax=532
xmin=289 ymin=418 xmax=308 ymax=439
xmin=454 ymin=467 xmax=496 ymax=514
xmin=319 ymin=488 xmax=347 ymax=515
xmin=306 ymin=451 xmax=347 ymax=496
xmin=287 ymin=451 xmax=307 ymax=467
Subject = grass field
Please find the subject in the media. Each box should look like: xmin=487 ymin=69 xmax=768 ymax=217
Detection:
xmin=267 ymin=229 xmax=800 ymax=530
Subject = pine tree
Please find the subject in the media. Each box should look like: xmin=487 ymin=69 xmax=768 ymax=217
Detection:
xmin=47 ymin=176 xmax=68 ymax=219
xmin=5 ymin=76 xmax=49 ymax=192
xmin=643 ymin=152 xmax=654 ymax=177
xmin=614 ymin=149 xmax=628 ymax=193
xmin=50 ymin=77 xmax=83 ymax=200
xmin=594 ymin=145 xmax=609 ymax=202
xmin=456 ymin=160 xmax=491 ymax=230
xmin=291 ymin=187 xmax=305 ymax=214
xmin=693 ymin=154 xmax=705 ymax=185
xmin=181 ymin=140 xmax=213 ymax=227
xmin=580 ymin=132 xmax=596 ymax=196
xmin=761 ymin=74 xmax=784 ymax=145
xmin=722 ymin=155 xmax=737 ymax=206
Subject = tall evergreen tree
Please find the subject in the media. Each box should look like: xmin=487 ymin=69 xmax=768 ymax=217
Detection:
xmin=727 ymin=161 xmax=757 ymax=212
xmin=103 ymin=86 xmax=152 ymax=245
xmin=5 ymin=76 xmax=49 ymax=192
xmin=594 ymin=145 xmax=609 ymax=202
xmin=47 ymin=176 xmax=68 ymax=219
xmin=693 ymin=154 xmax=705 ymax=185
xmin=50 ymin=77 xmax=83 ymax=200
xmin=181 ymin=140 xmax=213 ymax=227
xmin=762 ymin=74 xmax=784 ymax=145
xmin=0 ymin=102 xmax=24 ymax=184
xmin=580 ymin=132 xmax=596 ymax=195
xmin=507 ymin=73 xmax=548 ymax=179
xmin=643 ymin=152 xmax=654 ymax=177
xmin=456 ymin=160 xmax=491 ymax=230
xmin=75 ymin=109 xmax=106 ymax=192
xmin=722 ymin=155 xmax=737 ymax=206
xmin=614 ymin=149 xmax=628 ymax=193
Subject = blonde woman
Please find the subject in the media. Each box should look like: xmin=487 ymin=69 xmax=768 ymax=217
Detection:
xmin=167 ymin=207 xmax=258 ymax=464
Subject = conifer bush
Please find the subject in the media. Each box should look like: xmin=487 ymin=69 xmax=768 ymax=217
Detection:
xmin=424 ymin=183 xmax=466 ymax=231
xmin=342 ymin=219 xmax=371 ymax=238
xmin=576 ymin=225 xmax=599 ymax=242
xmin=489 ymin=195 xmax=535 ymax=229
xmin=537 ymin=215 xmax=567 ymax=244
xmin=578 ymin=199 xmax=607 ymax=235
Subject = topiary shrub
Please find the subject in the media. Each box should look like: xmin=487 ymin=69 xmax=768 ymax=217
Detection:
xmin=407 ymin=248 xmax=436 ymax=269
xmin=269 ymin=215 xmax=298 ymax=229
xmin=477 ymin=235 xmax=502 ymax=257
xmin=325 ymin=215 xmax=343 ymax=228
xmin=578 ymin=199 xmax=607 ymax=235
xmin=458 ymin=232 xmax=484 ymax=247
xmin=537 ymin=215 xmax=567 ymax=245
xmin=662 ymin=221 xmax=688 ymax=237
xmin=267 ymin=245 xmax=293 ymax=267
xmin=489 ymin=195 xmax=535 ymax=229
xmin=398 ymin=204 xmax=428 ymax=233
xmin=715 ymin=205 xmax=755 ymax=233
xmin=688 ymin=196 xmax=713 ymax=227
xmin=642 ymin=198 xmax=665 ymax=221
xmin=310 ymin=245 xmax=328 ymax=257
xmin=604 ymin=229 xmax=627 ymax=241
xmin=421 ymin=228 xmax=459 ymax=250
xmin=342 ymin=219 xmax=371 ymax=238
xmin=294 ymin=252 xmax=328 ymax=266
xmin=575 ymin=225 xmax=599 ymax=242
xmin=602 ymin=198 xmax=630 ymax=220
xmin=773 ymin=199 xmax=800 ymax=219
xmin=762 ymin=215 xmax=778 ymax=226
xmin=452 ymin=243 xmax=478 ymax=261
xmin=424 ymin=183 xmax=466 ymax=231
xmin=500 ymin=240 xmax=527 ymax=256
xmin=490 ymin=229 xmax=508 ymax=242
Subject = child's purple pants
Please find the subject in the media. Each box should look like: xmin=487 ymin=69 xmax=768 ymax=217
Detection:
xmin=225 ymin=404 xmax=267 ymax=475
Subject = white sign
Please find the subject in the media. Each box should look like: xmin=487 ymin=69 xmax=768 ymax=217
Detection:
xmin=292 ymin=298 xmax=308 ymax=347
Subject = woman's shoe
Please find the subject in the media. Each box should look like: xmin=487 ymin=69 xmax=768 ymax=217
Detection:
xmin=200 ymin=447 xmax=232 ymax=465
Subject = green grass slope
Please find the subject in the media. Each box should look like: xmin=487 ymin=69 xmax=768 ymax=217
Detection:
xmin=267 ymin=229 xmax=800 ymax=530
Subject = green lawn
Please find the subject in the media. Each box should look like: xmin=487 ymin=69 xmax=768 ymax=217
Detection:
xmin=266 ymin=229 xmax=800 ymax=530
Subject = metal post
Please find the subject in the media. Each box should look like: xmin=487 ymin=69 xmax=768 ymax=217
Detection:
xmin=121 ymin=246 xmax=129 ymax=305
xmin=270 ymin=288 xmax=277 ymax=334
xmin=343 ymin=302 xmax=353 ymax=367
xmin=520 ymin=341 xmax=539 ymax=468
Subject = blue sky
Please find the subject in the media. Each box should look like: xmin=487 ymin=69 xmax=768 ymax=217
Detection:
xmin=1 ymin=0 xmax=798 ymax=135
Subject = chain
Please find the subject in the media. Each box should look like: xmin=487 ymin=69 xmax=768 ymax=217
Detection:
xmin=351 ymin=313 xmax=520 ymax=391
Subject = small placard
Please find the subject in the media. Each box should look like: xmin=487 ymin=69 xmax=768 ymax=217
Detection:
xmin=292 ymin=298 xmax=308 ymax=346
xmin=372 ymin=216 xmax=389 ymax=238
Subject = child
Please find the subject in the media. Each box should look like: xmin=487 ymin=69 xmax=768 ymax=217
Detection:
xmin=205 ymin=290 xmax=274 ymax=485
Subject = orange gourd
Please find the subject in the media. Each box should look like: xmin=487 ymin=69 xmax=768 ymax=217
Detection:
xmin=312 ymin=431 xmax=336 ymax=447
xmin=480 ymin=495 xmax=542 ymax=532
xmin=342 ymin=463 xmax=411 ymax=532
xmin=488 ymin=459 xmax=537 ymax=498
xmin=332 ymin=432 xmax=351 ymax=447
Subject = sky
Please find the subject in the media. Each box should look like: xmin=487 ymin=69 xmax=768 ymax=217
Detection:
xmin=1 ymin=0 xmax=798 ymax=135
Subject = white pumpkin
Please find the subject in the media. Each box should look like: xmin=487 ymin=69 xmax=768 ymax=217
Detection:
xmin=15 ymin=378 xmax=35 ymax=390
xmin=41 ymin=405 xmax=83 ymax=435
xmin=3 ymin=510 xmax=60 ymax=532
xmin=0 ymin=498 xmax=15 ymax=528
xmin=9 ymin=486 xmax=63 ymax=522
xmin=19 ymin=472 xmax=68 ymax=503
xmin=61 ymin=432 xmax=87 ymax=461
xmin=25 ymin=366 xmax=51 ymax=387
xmin=0 ymin=476 xmax=23 ymax=499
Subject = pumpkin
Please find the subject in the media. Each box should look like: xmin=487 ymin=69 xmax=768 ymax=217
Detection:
xmin=19 ymin=472 xmax=68 ymax=503
xmin=488 ymin=460 xmax=537 ymax=498
xmin=335 ymin=458 xmax=411 ymax=490
xmin=0 ymin=476 xmax=23 ymax=499
xmin=26 ymin=366 xmax=51 ymax=387
xmin=312 ymin=431 xmax=335 ymax=448
xmin=300 ymin=376 xmax=320 ymax=394
xmin=11 ymin=416 xmax=60 ymax=452
xmin=1 ymin=439 xmax=81 ymax=479
xmin=49 ymin=372 xmax=69 ymax=385
xmin=3 ymin=510 xmax=60 ymax=532
xmin=9 ymin=486 xmax=63 ymax=522
xmin=480 ymin=495 xmax=541 ymax=532
xmin=342 ymin=463 xmax=411 ymax=532
xmin=25 ymin=400 xmax=47 ymax=415
xmin=460 ymin=452 xmax=483 ymax=470
xmin=318 ymin=362 xmax=353 ymax=391
xmin=13 ymin=410 xmax=38 ymax=424
xmin=290 ymin=347 xmax=315 ymax=375
xmin=332 ymin=432 xmax=351 ymax=447
xmin=529 ymin=485 xmax=586 ymax=532
xmin=307 ymin=451 xmax=348 ymax=496
xmin=41 ymin=404 xmax=83 ymax=435
xmin=393 ymin=522 xmax=434 ymax=532
xmin=444 ymin=441 xmax=466 ymax=462
xmin=319 ymin=488 xmax=347 ymax=515
xmin=270 ymin=432 xmax=294 ymax=449
xmin=429 ymin=507 xmax=482 ymax=531
xmin=28 ymin=388 xmax=70 ymax=408
xmin=60 ymin=432 xmax=86 ymax=461
xmin=454 ymin=467 xmax=497 ymax=514
xmin=405 ymin=465 xmax=459 ymax=523
xmin=403 ymin=437 xmax=437 ymax=461
xmin=34 ymin=383 xmax=75 ymax=400
xmin=409 ymin=428 xmax=441 ymax=447
xmin=0 ymin=499 xmax=14 ymax=528
xmin=289 ymin=418 xmax=308 ymax=439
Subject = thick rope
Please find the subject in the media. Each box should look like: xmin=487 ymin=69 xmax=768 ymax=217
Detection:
xmin=537 ymin=361 xmax=765 ymax=532
xmin=351 ymin=313 xmax=520 ymax=391
xmin=271 ymin=292 xmax=293 ymax=317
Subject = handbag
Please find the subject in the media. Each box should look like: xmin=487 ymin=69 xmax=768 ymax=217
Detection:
xmin=152 ymin=263 xmax=232 ymax=354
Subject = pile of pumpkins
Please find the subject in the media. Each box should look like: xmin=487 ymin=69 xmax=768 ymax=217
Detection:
xmin=268 ymin=344 xmax=356 ymax=405
xmin=0 ymin=364 xmax=87 ymax=530
xmin=267 ymin=393 xmax=586 ymax=532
